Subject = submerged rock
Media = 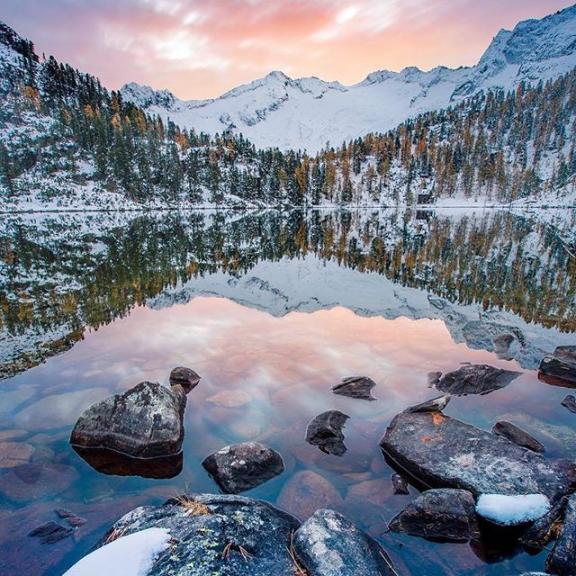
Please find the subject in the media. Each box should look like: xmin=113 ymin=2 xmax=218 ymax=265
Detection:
xmin=72 ymin=446 xmax=183 ymax=479
xmin=28 ymin=521 xmax=73 ymax=544
xmin=546 ymin=493 xmax=576 ymax=576
xmin=492 ymin=421 xmax=545 ymax=453
xmin=202 ymin=442 xmax=284 ymax=494
xmin=436 ymin=364 xmax=520 ymax=396
xmin=277 ymin=470 xmax=344 ymax=520
xmin=55 ymin=509 xmax=87 ymax=528
xmin=561 ymin=395 xmax=576 ymax=414
xmin=0 ymin=441 xmax=35 ymax=468
xmin=70 ymin=381 xmax=186 ymax=459
xmin=305 ymin=410 xmax=349 ymax=456
xmin=388 ymin=488 xmax=479 ymax=543
xmin=169 ymin=367 xmax=200 ymax=392
xmin=332 ymin=376 xmax=376 ymax=401
xmin=539 ymin=347 xmax=576 ymax=386
xmin=294 ymin=509 xmax=397 ymax=576
xmin=380 ymin=411 xmax=575 ymax=502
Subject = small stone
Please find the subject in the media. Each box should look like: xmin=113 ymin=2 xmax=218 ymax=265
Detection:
xmin=405 ymin=394 xmax=450 ymax=413
xmin=305 ymin=410 xmax=349 ymax=456
xmin=561 ymin=395 xmax=576 ymax=414
xmin=388 ymin=489 xmax=479 ymax=543
xmin=205 ymin=390 xmax=251 ymax=408
xmin=392 ymin=473 xmax=410 ymax=495
xmin=436 ymin=364 xmax=520 ymax=396
xmin=28 ymin=521 xmax=73 ymax=544
xmin=539 ymin=348 xmax=576 ymax=386
xmin=492 ymin=421 xmax=545 ymax=453
xmin=169 ymin=367 xmax=200 ymax=392
xmin=55 ymin=509 xmax=87 ymax=527
xmin=332 ymin=376 xmax=376 ymax=401
xmin=202 ymin=442 xmax=284 ymax=494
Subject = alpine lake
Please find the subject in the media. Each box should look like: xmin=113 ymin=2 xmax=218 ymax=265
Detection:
xmin=0 ymin=207 xmax=575 ymax=575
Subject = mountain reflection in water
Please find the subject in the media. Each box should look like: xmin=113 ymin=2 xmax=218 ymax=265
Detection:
xmin=0 ymin=208 xmax=575 ymax=576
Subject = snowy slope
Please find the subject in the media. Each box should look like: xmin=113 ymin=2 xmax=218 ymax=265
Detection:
xmin=121 ymin=5 xmax=576 ymax=152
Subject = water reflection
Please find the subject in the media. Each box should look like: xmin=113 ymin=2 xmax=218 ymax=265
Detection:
xmin=0 ymin=208 xmax=574 ymax=575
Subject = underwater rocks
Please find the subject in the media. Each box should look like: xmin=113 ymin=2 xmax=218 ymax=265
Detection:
xmin=305 ymin=410 xmax=349 ymax=456
xmin=539 ymin=346 xmax=576 ymax=386
xmin=202 ymin=442 xmax=284 ymax=494
xmin=435 ymin=364 xmax=520 ymax=396
xmin=28 ymin=521 xmax=73 ymax=544
xmin=546 ymin=493 xmax=576 ymax=576
xmin=562 ymin=395 xmax=576 ymax=414
xmin=332 ymin=376 xmax=377 ymax=400
xmin=492 ymin=421 xmax=545 ymax=453
xmin=70 ymin=381 xmax=186 ymax=459
xmin=294 ymin=509 xmax=397 ymax=576
xmin=380 ymin=411 xmax=576 ymax=502
xmin=388 ymin=488 xmax=479 ymax=543
xmin=73 ymin=495 xmax=396 ymax=576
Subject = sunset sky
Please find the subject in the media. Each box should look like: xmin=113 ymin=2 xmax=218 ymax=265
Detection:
xmin=3 ymin=0 xmax=575 ymax=100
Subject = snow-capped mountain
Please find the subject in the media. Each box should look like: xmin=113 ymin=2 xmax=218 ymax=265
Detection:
xmin=121 ymin=4 xmax=576 ymax=152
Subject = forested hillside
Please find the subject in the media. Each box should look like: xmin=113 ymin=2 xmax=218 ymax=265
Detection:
xmin=1 ymin=20 xmax=575 ymax=208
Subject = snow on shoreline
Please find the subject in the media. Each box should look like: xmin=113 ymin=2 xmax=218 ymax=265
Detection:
xmin=476 ymin=494 xmax=551 ymax=526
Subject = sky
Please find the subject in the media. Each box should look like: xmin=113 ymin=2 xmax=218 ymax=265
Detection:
xmin=2 ymin=0 xmax=575 ymax=100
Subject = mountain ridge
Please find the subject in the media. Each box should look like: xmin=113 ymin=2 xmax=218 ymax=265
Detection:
xmin=120 ymin=4 xmax=576 ymax=151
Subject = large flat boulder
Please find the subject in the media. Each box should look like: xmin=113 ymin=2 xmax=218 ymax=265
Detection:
xmin=70 ymin=382 xmax=186 ymax=459
xmin=380 ymin=412 xmax=575 ymax=503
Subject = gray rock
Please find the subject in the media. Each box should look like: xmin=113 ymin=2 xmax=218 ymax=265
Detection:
xmin=405 ymin=394 xmax=450 ymax=413
xmin=202 ymin=442 xmax=284 ymax=494
xmin=427 ymin=372 xmax=442 ymax=387
xmin=522 ymin=495 xmax=569 ymax=551
xmin=436 ymin=364 xmax=520 ymax=395
xmin=70 ymin=382 xmax=186 ymax=459
xmin=540 ymin=347 xmax=576 ymax=386
xmin=388 ymin=488 xmax=479 ymax=543
xmin=380 ymin=411 xmax=576 ymax=502
xmin=492 ymin=421 xmax=545 ymax=453
xmin=98 ymin=494 xmax=300 ymax=576
xmin=294 ymin=509 xmax=396 ymax=576
xmin=392 ymin=473 xmax=410 ymax=495
xmin=28 ymin=521 xmax=73 ymax=544
xmin=546 ymin=493 xmax=576 ymax=576
xmin=169 ymin=367 xmax=201 ymax=392
xmin=332 ymin=377 xmax=376 ymax=401
xmin=305 ymin=410 xmax=349 ymax=456
xmin=562 ymin=395 xmax=576 ymax=414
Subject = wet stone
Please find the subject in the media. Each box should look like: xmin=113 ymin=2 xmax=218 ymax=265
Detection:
xmin=392 ymin=473 xmax=410 ymax=495
xmin=492 ymin=421 xmax=545 ymax=453
xmin=546 ymin=493 xmax=576 ymax=576
xmin=405 ymin=394 xmax=451 ymax=413
xmin=332 ymin=376 xmax=377 ymax=401
xmin=169 ymin=366 xmax=200 ymax=392
xmin=70 ymin=381 xmax=186 ymax=459
xmin=294 ymin=509 xmax=397 ymax=576
xmin=305 ymin=410 xmax=349 ymax=456
xmin=561 ymin=395 xmax=576 ymax=414
xmin=388 ymin=488 xmax=480 ymax=543
xmin=522 ymin=495 xmax=568 ymax=551
xmin=380 ymin=411 xmax=576 ymax=502
xmin=202 ymin=442 xmax=284 ymax=494
xmin=539 ymin=347 xmax=576 ymax=386
xmin=28 ymin=521 xmax=73 ymax=544
xmin=436 ymin=364 xmax=520 ymax=396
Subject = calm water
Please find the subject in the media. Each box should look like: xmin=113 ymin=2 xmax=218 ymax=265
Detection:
xmin=0 ymin=208 xmax=575 ymax=575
